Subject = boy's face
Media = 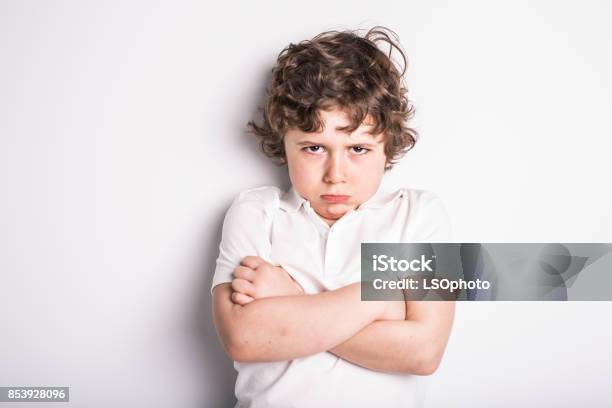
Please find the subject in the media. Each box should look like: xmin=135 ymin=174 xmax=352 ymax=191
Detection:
xmin=284 ymin=107 xmax=387 ymax=226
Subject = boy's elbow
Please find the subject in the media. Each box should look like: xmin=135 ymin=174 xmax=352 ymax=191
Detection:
xmin=221 ymin=325 xmax=259 ymax=362
xmin=224 ymin=337 xmax=257 ymax=362
xmin=403 ymin=345 xmax=444 ymax=376
xmin=411 ymin=354 xmax=441 ymax=376
xmin=225 ymin=343 xmax=248 ymax=362
xmin=214 ymin=288 xmax=266 ymax=362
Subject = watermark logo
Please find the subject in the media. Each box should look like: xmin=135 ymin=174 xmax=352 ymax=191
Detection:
xmin=361 ymin=243 xmax=612 ymax=301
xmin=372 ymin=254 xmax=435 ymax=272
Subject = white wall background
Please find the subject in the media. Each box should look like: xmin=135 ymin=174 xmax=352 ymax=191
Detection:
xmin=1 ymin=1 xmax=611 ymax=407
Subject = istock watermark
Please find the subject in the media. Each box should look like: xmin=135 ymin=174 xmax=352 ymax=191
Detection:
xmin=361 ymin=243 xmax=612 ymax=301
xmin=372 ymin=254 xmax=435 ymax=272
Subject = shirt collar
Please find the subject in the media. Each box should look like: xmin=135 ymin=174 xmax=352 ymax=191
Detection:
xmin=279 ymin=186 xmax=307 ymax=212
xmin=279 ymin=185 xmax=403 ymax=213
xmin=358 ymin=185 xmax=404 ymax=210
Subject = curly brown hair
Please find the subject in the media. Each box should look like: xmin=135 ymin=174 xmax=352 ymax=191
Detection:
xmin=247 ymin=26 xmax=419 ymax=170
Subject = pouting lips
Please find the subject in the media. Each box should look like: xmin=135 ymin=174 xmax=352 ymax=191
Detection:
xmin=320 ymin=195 xmax=350 ymax=203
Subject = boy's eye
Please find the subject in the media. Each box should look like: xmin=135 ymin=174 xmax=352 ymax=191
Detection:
xmin=301 ymin=145 xmax=370 ymax=155
xmin=350 ymin=146 xmax=370 ymax=155
xmin=304 ymin=146 xmax=325 ymax=154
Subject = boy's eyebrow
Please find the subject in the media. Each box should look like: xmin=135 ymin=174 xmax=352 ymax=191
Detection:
xmin=296 ymin=140 xmax=380 ymax=147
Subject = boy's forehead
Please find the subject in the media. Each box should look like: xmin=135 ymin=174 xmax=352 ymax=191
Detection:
xmin=288 ymin=107 xmax=383 ymax=143
xmin=288 ymin=126 xmax=383 ymax=144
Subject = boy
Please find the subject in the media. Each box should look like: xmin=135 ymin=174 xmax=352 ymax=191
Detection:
xmin=211 ymin=26 xmax=455 ymax=407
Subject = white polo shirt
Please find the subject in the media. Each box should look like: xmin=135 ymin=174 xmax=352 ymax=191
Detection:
xmin=212 ymin=184 xmax=453 ymax=408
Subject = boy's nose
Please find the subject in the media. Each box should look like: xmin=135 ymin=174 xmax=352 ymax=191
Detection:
xmin=323 ymin=153 xmax=347 ymax=184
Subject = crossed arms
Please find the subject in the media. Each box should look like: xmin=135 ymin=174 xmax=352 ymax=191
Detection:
xmin=212 ymin=256 xmax=455 ymax=375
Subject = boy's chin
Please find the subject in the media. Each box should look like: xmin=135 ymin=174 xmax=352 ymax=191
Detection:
xmin=319 ymin=202 xmax=355 ymax=217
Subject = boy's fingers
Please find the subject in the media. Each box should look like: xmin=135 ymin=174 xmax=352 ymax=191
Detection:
xmin=231 ymin=291 xmax=254 ymax=305
xmin=233 ymin=266 xmax=256 ymax=281
xmin=231 ymin=278 xmax=257 ymax=297
xmin=241 ymin=256 xmax=266 ymax=270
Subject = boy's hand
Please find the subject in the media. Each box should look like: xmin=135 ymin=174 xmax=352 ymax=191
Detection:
xmin=230 ymin=256 xmax=304 ymax=305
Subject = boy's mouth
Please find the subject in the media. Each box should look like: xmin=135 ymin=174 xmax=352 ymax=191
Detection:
xmin=320 ymin=194 xmax=350 ymax=203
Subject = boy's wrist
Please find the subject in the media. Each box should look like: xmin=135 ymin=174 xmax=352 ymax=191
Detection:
xmin=342 ymin=283 xmax=387 ymax=320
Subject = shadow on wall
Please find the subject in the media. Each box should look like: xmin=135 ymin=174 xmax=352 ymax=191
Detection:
xmin=191 ymin=183 xmax=289 ymax=407
xmin=192 ymin=207 xmax=237 ymax=407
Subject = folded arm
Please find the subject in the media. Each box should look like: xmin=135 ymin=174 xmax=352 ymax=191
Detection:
xmin=212 ymin=280 xmax=402 ymax=362
xmin=215 ymin=256 xmax=454 ymax=374
xmin=329 ymin=300 xmax=455 ymax=375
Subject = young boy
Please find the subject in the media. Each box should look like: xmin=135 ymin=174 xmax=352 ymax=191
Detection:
xmin=211 ymin=26 xmax=455 ymax=408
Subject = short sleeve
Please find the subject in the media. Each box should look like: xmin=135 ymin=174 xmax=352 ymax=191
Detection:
xmin=406 ymin=190 xmax=454 ymax=243
xmin=210 ymin=187 xmax=280 ymax=293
